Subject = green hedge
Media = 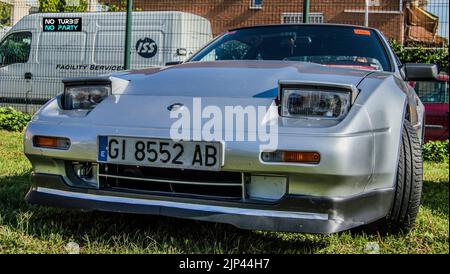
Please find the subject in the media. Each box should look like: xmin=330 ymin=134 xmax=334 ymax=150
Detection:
xmin=423 ymin=140 xmax=449 ymax=163
xmin=38 ymin=0 xmax=88 ymax=12
xmin=0 ymin=107 xmax=31 ymax=132
xmin=391 ymin=40 xmax=449 ymax=74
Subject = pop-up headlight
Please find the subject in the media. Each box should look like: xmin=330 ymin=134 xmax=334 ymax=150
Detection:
xmin=62 ymin=85 xmax=110 ymax=110
xmin=279 ymin=82 xmax=356 ymax=120
xmin=60 ymin=78 xmax=112 ymax=110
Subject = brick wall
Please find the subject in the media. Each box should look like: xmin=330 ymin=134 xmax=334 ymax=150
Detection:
xmin=105 ymin=0 xmax=404 ymax=41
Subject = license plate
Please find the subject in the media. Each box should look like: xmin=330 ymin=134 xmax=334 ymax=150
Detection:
xmin=98 ymin=136 xmax=222 ymax=171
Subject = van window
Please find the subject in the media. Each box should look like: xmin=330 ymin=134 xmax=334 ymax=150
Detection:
xmin=0 ymin=32 xmax=32 ymax=67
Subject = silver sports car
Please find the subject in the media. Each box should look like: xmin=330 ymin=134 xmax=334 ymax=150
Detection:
xmin=23 ymin=24 xmax=438 ymax=233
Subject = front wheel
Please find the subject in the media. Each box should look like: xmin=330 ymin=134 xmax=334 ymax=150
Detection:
xmin=376 ymin=119 xmax=423 ymax=233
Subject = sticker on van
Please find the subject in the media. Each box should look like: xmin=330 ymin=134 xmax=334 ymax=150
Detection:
xmin=43 ymin=18 xmax=82 ymax=32
xmin=136 ymin=37 xmax=158 ymax=58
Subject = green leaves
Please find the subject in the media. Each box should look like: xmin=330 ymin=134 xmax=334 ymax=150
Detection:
xmin=391 ymin=40 xmax=449 ymax=74
xmin=0 ymin=107 xmax=31 ymax=132
xmin=64 ymin=0 xmax=88 ymax=12
xmin=423 ymin=140 xmax=449 ymax=163
xmin=38 ymin=0 xmax=88 ymax=12
xmin=0 ymin=2 xmax=12 ymax=27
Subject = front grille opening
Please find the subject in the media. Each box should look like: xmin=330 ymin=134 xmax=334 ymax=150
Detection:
xmin=171 ymin=184 xmax=242 ymax=198
xmin=101 ymin=176 xmax=172 ymax=193
xmin=98 ymin=163 xmax=243 ymax=199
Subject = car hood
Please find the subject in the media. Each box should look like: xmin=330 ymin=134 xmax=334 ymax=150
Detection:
xmin=39 ymin=61 xmax=396 ymax=130
xmin=112 ymin=61 xmax=375 ymax=98
xmin=81 ymin=61 xmax=378 ymax=129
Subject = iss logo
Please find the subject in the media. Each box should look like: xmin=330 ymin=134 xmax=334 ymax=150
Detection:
xmin=136 ymin=38 xmax=158 ymax=58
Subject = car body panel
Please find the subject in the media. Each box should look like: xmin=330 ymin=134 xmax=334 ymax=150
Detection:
xmin=26 ymin=173 xmax=394 ymax=233
xmin=424 ymin=103 xmax=449 ymax=141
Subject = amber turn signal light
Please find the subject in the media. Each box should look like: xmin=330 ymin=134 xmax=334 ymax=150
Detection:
xmin=282 ymin=151 xmax=320 ymax=164
xmin=33 ymin=136 xmax=70 ymax=150
xmin=261 ymin=151 xmax=320 ymax=164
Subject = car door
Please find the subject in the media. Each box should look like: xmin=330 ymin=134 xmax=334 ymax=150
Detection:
xmin=0 ymin=31 xmax=33 ymax=111
xmin=415 ymin=79 xmax=449 ymax=141
xmin=424 ymin=79 xmax=449 ymax=141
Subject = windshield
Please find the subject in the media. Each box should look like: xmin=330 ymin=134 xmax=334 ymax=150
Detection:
xmin=190 ymin=25 xmax=392 ymax=71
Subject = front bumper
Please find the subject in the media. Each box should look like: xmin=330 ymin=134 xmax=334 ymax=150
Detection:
xmin=26 ymin=173 xmax=394 ymax=233
xmin=24 ymin=117 xmax=385 ymax=197
xmin=23 ymin=95 xmax=401 ymax=233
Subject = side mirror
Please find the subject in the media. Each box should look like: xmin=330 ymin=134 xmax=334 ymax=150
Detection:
xmin=403 ymin=63 xmax=438 ymax=81
xmin=165 ymin=61 xmax=183 ymax=66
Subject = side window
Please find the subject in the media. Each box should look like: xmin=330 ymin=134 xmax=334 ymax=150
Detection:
xmin=199 ymin=40 xmax=251 ymax=61
xmin=444 ymin=82 xmax=449 ymax=103
xmin=0 ymin=31 xmax=32 ymax=67
xmin=415 ymin=81 xmax=449 ymax=103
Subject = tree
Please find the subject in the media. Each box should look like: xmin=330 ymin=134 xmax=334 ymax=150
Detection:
xmin=38 ymin=0 xmax=88 ymax=12
xmin=39 ymin=0 xmax=64 ymax=12
xmin=103 ymin=0 xmax=142 ymax=12
xmin=0 ymin=3 xmax=12 ymax=26
xmin=103 ymin=0 xmax=126 ymax=12
xmin=391 ymin=40 xmax=449 ymax=74
xmin=64 ymin=0 xmax=88 ymax=12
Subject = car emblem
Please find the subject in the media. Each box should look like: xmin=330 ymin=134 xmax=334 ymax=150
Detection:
xmin=167 ymin=103 xmax=184 ymax=111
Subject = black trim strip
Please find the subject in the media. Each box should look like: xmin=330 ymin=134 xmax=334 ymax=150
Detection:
xmin=0 ymin=97 xmax=50 ymax=105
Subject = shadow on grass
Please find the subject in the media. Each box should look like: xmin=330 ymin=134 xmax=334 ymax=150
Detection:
xmin=351 ymin=178 xmax=449 ymax=237
xmin=2 ymin=170 xmax=448 ymax=253
xmin=421 ymin=180 xmax=449 ymax=216
xmin=0 ymin=173 xmax=328 ymax=253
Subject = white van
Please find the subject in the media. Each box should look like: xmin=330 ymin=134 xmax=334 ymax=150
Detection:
xmin=0 ymin=11 xmax=212 ymax=112
xmin=0 ymin=26 xmax=10 ymax=40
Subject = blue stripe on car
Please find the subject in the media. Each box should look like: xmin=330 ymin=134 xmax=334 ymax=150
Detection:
xmin=253 ymin=87 xmax=278 ymax=98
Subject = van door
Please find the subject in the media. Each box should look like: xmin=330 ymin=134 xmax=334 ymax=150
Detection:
xmin=34 ymin=31 xmax=88 ymax=104
xmin=0 ymin=31 xmax=33 ymax=111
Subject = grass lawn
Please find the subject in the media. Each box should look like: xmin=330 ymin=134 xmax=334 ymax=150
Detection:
xmin=0 ymin=130 xmax=448 ymax=254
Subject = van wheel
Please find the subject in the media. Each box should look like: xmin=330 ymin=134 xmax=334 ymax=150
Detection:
xmin=371 ymin=119 xmax=423 ymax=233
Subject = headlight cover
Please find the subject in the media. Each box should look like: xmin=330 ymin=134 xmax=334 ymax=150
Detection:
xmin=62 ymin=85 xmax=111 ymax=110
xmin=281 ymin=88 xmax=351 ymax=120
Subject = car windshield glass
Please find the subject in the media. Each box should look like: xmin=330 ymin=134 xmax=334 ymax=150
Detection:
xmin=190 ymin=25 xmax=392 ymax=71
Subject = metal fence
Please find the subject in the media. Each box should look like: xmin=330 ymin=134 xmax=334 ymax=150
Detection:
xmin=0 ymin=0 xmax=448 ymax=113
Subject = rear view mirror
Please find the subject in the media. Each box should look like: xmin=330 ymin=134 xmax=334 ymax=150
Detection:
xmin=296 ymin=36 xmax=312 ymax=45
xmin=404 ymin=63 xmax=438 ymax=81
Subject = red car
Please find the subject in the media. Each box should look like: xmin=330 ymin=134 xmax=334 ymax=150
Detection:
xmin=413 ymin=73 xmax=449 ymax=142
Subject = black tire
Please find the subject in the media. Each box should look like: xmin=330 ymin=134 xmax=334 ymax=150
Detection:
xmin=376 ymin=119 xmax=423 ymax=233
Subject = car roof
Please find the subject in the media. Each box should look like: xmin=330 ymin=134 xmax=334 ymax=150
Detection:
xmin=229 ymin=23 xmax=378 ymax=32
